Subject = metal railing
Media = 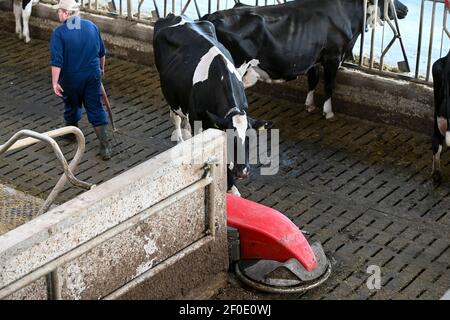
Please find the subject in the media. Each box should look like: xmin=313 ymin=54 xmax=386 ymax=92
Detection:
xmin=416 ymin=0 xmax=450 ymax=81
xmin=0 ymin=127 xmax=93 ymax=215
xmin=39 ymin=0 xmax=450 ymax=83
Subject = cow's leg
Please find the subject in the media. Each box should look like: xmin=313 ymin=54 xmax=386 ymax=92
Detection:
xmin=305 ymin=66 xmax=320 ymax=113
xmin=181 ymin=115 xmax=192 ymax=140
xmin=22 ymin=2 xmax=32 ymax=43
xmin=432 ymin=131 xmax=444 ymax=183
xmin=431 ymin=59 xmax=445 ymax=183
xmin=13 ymin=1 xmax=22 ymax=40
xmin=323 ymin=60 xmax=340 ymax=121
xmin=170 ymin=108 xmax=184 ymax=143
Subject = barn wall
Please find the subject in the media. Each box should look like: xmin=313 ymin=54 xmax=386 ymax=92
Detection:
xmin=0 ymin=129 xmax=228 ymax=300
xmin=0 ymin=2 xmax=434 ymax=134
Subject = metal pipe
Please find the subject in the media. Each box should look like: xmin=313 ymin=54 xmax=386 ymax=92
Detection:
xmin=0 ymin=127 xmax=93 ymax=216
xmin=181 ymin=0 xmax=193 ymax=15
xmin=0 ymin=174 xmax=214 ymax=299
xmin=37 ymin=128 xmax=93 ymax=215
xmin=360 ymin=0 xmax=368 ymax=67
xmin=153 ymin=0 xmax=161 ymax=18
xmin=127 ymin=0 xmax=132 ymax=20
xmin=369 ymin=0 xmax=378 ymax=69
xmin=137 ymin=0 xmax=144 ymax=20
xmin=0 ymin=128 xmax=92 ymax=192
xmin=426 ymin=0 xmax=438 ymax=82
xmin=193 ymin=0 xmax=201 ymax=18
xmin=415 ymin=0 xmax=426 ymax=79
xmin=379 ymin=0 xmax=410 ymax=72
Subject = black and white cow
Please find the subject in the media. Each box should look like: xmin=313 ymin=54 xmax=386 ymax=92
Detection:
xmin=202 ymin=0 xmax=408 ymax=120
xmin=431 ymin=51 xmax=450 ymax=183
xmin=153 ymin=14 xmax=271 ymax=195
xmin=13 ymin=0 xmax=38 ymax=43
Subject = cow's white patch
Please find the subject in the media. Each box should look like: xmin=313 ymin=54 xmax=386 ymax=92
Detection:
xmin=446 ymin=132 xmax=450 ymax=147
xmin=305 ymin=90 xmax=315 ymax=112
xmin=232 ymin=114 xmax=248 ymax=146
xmin=193 ymin=46 xmax=242 ymax=85
xmin=230 ymin=185 xmax=241 ymax=197
xmin=238 ymin=59 xmax=285 ymax=88
xmin=242 ymin=67 xmax=261 ymax=88
xmin=437 ymin=117 xmax=448 ymax=137
xmin=323 ymin=98 xmax=334 ymax=120
xmin=237 ymin=59 xmax=260 ymax=77
xmin=228 ymin=161 xmax=234 ymax=171
xmin=433 ymin=144 xmax=443 ymax=177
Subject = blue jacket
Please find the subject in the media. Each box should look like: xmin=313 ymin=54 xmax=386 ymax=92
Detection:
xmin=50 ymin=17 xmax=106 ymax=75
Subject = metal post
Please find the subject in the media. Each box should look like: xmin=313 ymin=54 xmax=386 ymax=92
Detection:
xmin=415 ymin=0 xmax=426 ymax=79
xmin=127 ymin=0 xmax=132 ymax=20
xmin=426 ymin=0 xmax=438 ymax=82
xmin=369 ymin=0 xmax=378 ymax=69
xmin=360 ymin=0 xmax=368 ymax=67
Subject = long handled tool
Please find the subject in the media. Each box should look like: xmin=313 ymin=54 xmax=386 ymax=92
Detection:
xmin=100 ymin=82 xmax=118 ymax=132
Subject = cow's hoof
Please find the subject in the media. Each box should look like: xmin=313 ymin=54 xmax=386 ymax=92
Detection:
xmin=229 ymin=185 xmax=241 ymax=197
xmin=305 ymin=105 xmax=316 ymax=113
xmin=18 ymin=34 xmax=23 ymax=40
xmin=181 ymin=134 xmax=191 ymax=141
xmin=432 ymin=170 xmax=443 ymax=184
xmin=324 ymin=113 xmax=337 ymax=121
xmin=24 ymin=38 xmax=31 ymax=44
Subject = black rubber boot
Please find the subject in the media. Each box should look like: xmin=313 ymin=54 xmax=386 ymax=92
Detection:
xmin=94 ymin=125 xmax=112 ymax=160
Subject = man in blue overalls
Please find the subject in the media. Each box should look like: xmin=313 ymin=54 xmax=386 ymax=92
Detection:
xmin=50 ymin=0 xmax=112 ymax=160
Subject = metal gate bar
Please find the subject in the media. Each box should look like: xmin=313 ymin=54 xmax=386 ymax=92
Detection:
xmin=0 ymin=127 xmax=93 ymax=215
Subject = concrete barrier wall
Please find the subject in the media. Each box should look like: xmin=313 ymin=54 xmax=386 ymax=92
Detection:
xmin=0 ymin=129 xmax=228 ymax=300
xmin=0 ymin=2 xmax=433 ymax=135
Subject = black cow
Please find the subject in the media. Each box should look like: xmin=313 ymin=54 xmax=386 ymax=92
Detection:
xmin=431 ymin=51 xmax=450 ymax=183
xmin=153 ymin=14 xmax=271 ymax=195
xmin=202 ymin=0 xmax=408 ymax=120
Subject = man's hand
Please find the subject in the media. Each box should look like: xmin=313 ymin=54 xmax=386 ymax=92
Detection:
xmin=53 ymin=83 xmax=64 ymax=97
xmin=51 ymin=66 xmax=63 ymax=97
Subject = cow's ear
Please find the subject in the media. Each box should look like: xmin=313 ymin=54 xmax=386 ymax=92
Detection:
xmin=206 ymin=111 xmax=228 ymax=129
xmin=248 ymin=116 xmax=274 ymax=131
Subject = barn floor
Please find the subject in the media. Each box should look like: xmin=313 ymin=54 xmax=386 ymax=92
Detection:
xmin=0 ymin=31 xmax=449 ymax=300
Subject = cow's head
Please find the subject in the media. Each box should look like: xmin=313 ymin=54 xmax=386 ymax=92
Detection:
xmin=206 ymin=109 xmax=273 ymax=181
xmin=375 ymin=0 xmax=408 ymax=20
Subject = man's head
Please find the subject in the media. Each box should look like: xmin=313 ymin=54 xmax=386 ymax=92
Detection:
xmin=55 ymin=0 xmax=80 ymax=22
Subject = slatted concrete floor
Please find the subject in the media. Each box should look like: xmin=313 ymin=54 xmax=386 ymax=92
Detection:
xmin=0 ymin=31 xmax=449 ymax=299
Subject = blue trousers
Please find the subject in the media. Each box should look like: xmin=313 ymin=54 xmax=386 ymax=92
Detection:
xmin=60 ymin=70 xmax=108 ymax=127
